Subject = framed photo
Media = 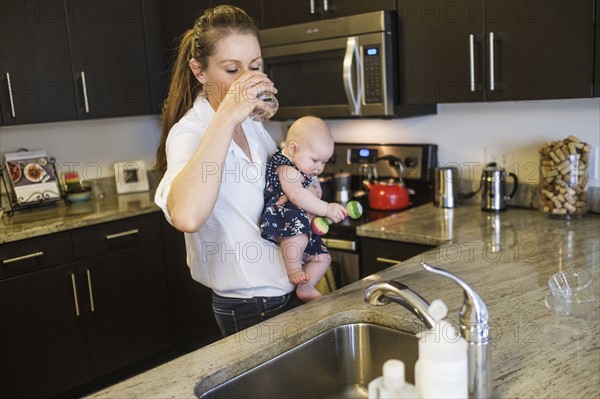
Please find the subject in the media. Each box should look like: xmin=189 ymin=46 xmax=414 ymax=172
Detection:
xmin=114 ymin=160 xmax=150 ymax=194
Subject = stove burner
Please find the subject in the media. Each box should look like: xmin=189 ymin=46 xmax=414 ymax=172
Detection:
xmin=322 ymin=143 xmax=438 ymax=238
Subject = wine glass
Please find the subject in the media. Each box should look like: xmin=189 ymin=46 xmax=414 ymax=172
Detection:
xmin=250 ymin=91 xmax=279 ymax=122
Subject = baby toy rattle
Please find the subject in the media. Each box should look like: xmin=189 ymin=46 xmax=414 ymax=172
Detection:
xmin=311 ymin=200 xmax=363 ymax=236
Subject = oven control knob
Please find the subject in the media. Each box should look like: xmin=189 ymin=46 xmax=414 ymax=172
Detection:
xmin=404 ymin=157 xmax=418 ymax=168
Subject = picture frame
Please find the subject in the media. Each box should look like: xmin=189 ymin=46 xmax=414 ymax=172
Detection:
xmin=3 ymin=150 xmax=62 ymax=205
xmin=114 ymin=160 xmax=150 ymax=194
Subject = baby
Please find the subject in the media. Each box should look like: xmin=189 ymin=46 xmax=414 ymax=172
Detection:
xmin=260 ymin=116 xmax=347 ymax=302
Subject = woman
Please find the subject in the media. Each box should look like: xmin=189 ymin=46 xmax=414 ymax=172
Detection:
xmin=154 ymin=5 xmax=298 ymax=337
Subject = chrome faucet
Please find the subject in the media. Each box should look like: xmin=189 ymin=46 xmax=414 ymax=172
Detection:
xmin=365 ymin=280 xmax=436 ymax=329
xmin=364 ymin=262 xmax=492 ymax=399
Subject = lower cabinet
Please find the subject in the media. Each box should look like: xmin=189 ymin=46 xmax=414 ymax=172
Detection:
xmin=361 ymin=237 xmax=434 ymax=278
xmin=79 ymin=242 xmax=171 ymax=379
xmin=0 ymin=213 xmax=172 ymax=399
xmin=161 ymin=219 xmax=222 ymax=350
xmin=0 ymin=263 xmax=91 ymax=398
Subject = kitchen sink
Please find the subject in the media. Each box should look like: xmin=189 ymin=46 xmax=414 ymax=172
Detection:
xmin=196 ymin=323 xmax=418 ymax=399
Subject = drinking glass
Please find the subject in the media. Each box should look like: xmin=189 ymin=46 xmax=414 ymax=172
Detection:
xmin=250 ymin=92 xmax=279 ymax=122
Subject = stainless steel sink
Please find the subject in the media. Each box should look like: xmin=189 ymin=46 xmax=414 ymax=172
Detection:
xmin=197 ymin=323 xmax=418 ymax=399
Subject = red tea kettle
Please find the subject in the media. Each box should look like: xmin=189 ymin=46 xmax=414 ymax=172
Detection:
xmin=363 ymin=156 xmax=410 ymax=210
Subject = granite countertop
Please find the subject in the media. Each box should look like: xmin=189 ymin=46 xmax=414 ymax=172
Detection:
xmin=0 ymin=181 xmax=160 ymax=244
xmin=88 ymin=204 xmax=600 ymax=399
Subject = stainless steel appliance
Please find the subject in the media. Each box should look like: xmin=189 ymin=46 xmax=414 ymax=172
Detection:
xmin=259 ymin=11 xmax=436 ymax=119
xmin=322 ymin=143 xmax=438 ymax=288
xmin=480 ymin=162 xmax=519 ymax=212
xmin=333 ymin=172 xmax=351 ymax=205
xmin=434 ymin=166 xmax=459 ymax=208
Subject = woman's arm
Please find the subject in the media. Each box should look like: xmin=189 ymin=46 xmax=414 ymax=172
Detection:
xmin=167 ymin=71 xmax=275 ymax=233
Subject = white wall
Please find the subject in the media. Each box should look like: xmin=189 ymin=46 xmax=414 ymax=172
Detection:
xmin=0 ymin=115 xmax=162 ymax=181
xmin=266 ymin=98 xmax=600 ymax=187
xmin=1 ymin=97 xmax=598 ymax=186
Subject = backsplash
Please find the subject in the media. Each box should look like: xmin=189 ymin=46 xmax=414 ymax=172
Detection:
xmin=265 ymin=98 xmax=600 ymax=188
xmin=457 ymin=180 xmax=600 ymax=214
xmin=1 ymin=98 xmax=599 ymax=212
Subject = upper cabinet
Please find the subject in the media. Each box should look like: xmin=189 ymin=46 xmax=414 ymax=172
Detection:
xmin=0 ymin=0 xmax=153 ymax=126
xmin=262 ymin=0 xmax=396 ymax=28
xmin=595 ymin=0 xmax=599 ymax=97
xmin=66 ymin=0 xmax=152 ymax=119
xmin=0 ymin=0 xmax=78 ymax=125
xmin=398 ymin=0 xmax=595 ymax=104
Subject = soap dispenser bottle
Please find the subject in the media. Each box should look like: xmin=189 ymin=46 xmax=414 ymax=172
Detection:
xmin=368 ymin=359 xmax=419 ymax=399
xmin=414 ymin=299 xmax=468 ymax=399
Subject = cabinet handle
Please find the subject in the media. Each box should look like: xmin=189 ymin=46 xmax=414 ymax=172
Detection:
xmin=376 ymin=257 xmax=402 ymax=265
xmin=323 ymin=0 xmax=329 ymax=12
xmin=80 ymin=71 xmax=90 ymax=113
xmin=105 ymin=228 xmax=139 ymax=240
xmin=2 ymin=251 xmax=44 ymax=264
xmin=469 ymin=34 xmax=476 ymax=92
xmin=86 ymin=269 xmax=95 ymax=313
xmin=488 ymin=32 xmax=496 ymax=91
xmin=71 ymin=273 xmax=80 ymax=317
xmin=310 ymin=0 xmax=316 ymax=14
xmin=5 ymin=72 xmax=16 ymax=117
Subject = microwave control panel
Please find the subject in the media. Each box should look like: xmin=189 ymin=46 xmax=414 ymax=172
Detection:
xmin=363 ymin=46 xmax=382 ymax=104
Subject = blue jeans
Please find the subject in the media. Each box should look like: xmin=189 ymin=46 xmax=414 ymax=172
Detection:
xmin=212 ymin=292 xmax=299 ymax=337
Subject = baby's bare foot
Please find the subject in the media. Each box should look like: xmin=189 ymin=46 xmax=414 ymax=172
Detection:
xmin=288 ymin=269 xmax=310 ymax=285
xmin=296 ymin=284 xmax=322 ymax=302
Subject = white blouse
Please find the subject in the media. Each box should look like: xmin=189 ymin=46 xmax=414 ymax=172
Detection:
xmin=155 ymin=96 xmax=293 ymax=298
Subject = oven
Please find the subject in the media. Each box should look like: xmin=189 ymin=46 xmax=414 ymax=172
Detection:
xmin=321 ymin=143 xmax=438 ymax=288
xmin=322 ymin=236 xmax=360 ymax=288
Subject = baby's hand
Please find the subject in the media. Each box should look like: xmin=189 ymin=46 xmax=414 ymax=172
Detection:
xmin=325 ymin=203 xmax=347 ymax=223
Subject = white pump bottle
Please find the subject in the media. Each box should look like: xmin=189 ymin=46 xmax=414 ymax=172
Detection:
xmin=368 ymin=359 xmax=419 ymax=399
xmin=414 ymin=299 xmax=468 ymax=398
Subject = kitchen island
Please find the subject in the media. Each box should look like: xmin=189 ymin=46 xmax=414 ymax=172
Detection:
xmin=88 ymin=204 xmax=599 ymax=399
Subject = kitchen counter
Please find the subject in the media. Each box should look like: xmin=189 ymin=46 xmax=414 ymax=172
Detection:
xmin=89 ymin=204 xmax=599 ymax=398
xmin=0 ymin=181 xmax=159 ymax=244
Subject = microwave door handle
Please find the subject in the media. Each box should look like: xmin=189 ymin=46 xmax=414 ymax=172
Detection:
xmin=343 ymin=36 xmax=362 ymax=116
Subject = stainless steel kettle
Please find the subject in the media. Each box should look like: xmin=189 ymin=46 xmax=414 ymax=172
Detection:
xmin=480 ymin=162 xmax=519 ymax=211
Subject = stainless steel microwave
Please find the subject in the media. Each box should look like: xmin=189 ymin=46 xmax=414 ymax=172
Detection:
xmin=259 ymin=11 xmax=436 ymax=119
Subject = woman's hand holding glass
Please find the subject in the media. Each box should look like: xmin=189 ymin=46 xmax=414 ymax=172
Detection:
xmin=250 ymin=91 xmax=279 ymax=122
xmin=221 ymin=71 xmax=278 ymax=123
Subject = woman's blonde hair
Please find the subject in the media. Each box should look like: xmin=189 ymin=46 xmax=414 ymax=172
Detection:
xmin=155 ymin=5 xmax=259 ymax=173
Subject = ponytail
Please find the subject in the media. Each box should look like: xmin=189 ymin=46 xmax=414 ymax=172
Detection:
xmin=155 ymin=5 xmax=259 ymax=173
xmin=155 ymin=29 xmax=202 ymax=173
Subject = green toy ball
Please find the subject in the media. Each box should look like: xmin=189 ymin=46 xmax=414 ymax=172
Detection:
xmin=311 ymin=201 xmax=364 ymax=236
xmin=346 ymin=200 xmax=363 ymax=219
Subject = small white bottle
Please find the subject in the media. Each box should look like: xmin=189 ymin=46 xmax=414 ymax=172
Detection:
xmin=368 ymin=359 xmax=419 ymax=399
xmin=414 ymin=299 xmax=468 ymax=399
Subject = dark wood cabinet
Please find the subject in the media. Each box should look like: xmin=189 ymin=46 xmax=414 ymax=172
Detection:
xmin=82 ymin=241 xmax=171 ymax=378
xmin=0 ymin=0 xmax=78 ymax=125
xmin=262 ymin=0 xmax=395 ymax=29
xmin=595 ymin=0 xmax=600 ymax=97
xmin=0 ymin=231 xmax=73 ymax=280
xmin=361 ymin=237 xmax=433 ymax=278
xmin=0 ymin=264 xmax=91 ymax=398
xmin=161 ymin=219 xmax=222 ymax=350
xmin=0 ymin=213 xmax=172 ymax=399
xmin=322 ymin=0 xmax=396 ymax=18
xmin=486 ymin=0 xmax=594 ymax=101
xmin=397 ymin=0 xmax=485 ymax=104
xmin=0 ymin=0 xmax=154 ymax=126
xmin=66 ymin=0 xmax=152 ymax=119
xmin=398 ymin=0 xmax=595 ymax=104
xmin=261 ymin=0 xmax=318 ymax=28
